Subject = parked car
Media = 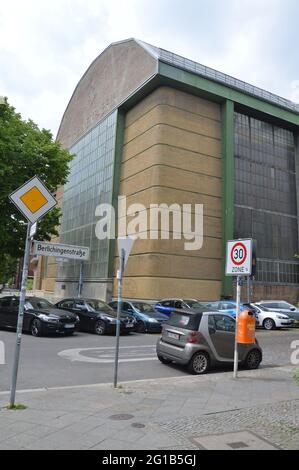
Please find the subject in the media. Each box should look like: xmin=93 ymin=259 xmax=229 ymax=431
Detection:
xmin=200 ymin=301 xmax=248 ymax=318
xmin=243 ymin=303 xmax=294 ymax=330
xmin=55 ymin=298 xmax=136 ymax=335
xmin=0 ymin=296 xmax=79 ymax=337
xmin=256 ymin=301 xmax=299 ymax=322
xmin=155 ymin=299 xmax=204 ymax=316
xmin=156 ymin=308 xmax=262 ymax=374
xmin=109 ymin=300 xmax=168 ymax=333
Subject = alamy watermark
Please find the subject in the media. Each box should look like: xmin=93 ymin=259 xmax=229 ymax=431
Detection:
xmin=95 ymin=196 xmax=204 ymax=251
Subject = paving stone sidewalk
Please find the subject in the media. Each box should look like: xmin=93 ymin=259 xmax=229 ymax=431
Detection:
xmin=0 ymin=365 xmax=298 ymax=450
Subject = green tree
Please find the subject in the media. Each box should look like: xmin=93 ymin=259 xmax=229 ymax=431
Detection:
xmin=0 ymin=98 xmax=73 ymax=281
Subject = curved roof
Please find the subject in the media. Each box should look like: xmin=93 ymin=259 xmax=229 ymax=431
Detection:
xmin=57 ymin=38 xmax=299 ymax=148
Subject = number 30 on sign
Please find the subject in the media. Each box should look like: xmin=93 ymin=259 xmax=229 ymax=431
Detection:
xmin=225 ymin=239 xmax=253 ymax=276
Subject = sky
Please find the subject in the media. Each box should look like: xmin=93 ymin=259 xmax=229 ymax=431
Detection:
xmin=1 ymin=0 xmax=299 ymax=137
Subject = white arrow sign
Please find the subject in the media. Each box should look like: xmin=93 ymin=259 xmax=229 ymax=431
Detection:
xmin=117 ymin=236 xmax=135 ymax=268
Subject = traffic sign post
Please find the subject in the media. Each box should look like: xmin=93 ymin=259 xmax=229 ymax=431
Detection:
xmin=29 ymin=222 xmax=37 ymax=239
xmin=226 ymin=239 xmax=253 ymax=379
xmin=78 ymin=261 xmax=84 ymax=298
xmin=9 ymin=222 xmax=32 ymax=407
xmin=9 ymin=176 xmax=57 ymax=407
xmin=113 ymin=237 xmax=135 ymax=388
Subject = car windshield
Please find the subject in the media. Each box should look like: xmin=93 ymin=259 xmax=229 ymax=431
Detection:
xmin=184 ymin=300 xmax=204 ymax=308
xmin=166 ymin=312 xmax=202 ymax=330
xmin=278 ymin=302 xmax=295 ymax=309
xmin=86 ymin=300 xmax=114 ymax=314
xmin=257 ymin=304 xmax=269 ymax=312
xmin=201 ymin=302 xmax=219 ymax=309
xmin=25 ymin=298 xmax=53 ymax=310
xmin=133 ymin=302 xmax=155 ymax=313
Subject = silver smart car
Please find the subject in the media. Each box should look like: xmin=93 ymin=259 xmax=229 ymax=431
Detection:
xmin=156 ymin=308 xmax=262 ymax=374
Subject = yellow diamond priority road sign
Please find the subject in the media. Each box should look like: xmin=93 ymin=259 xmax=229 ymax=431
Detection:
xmin=9 ymin=176 xmax=57 ymax=224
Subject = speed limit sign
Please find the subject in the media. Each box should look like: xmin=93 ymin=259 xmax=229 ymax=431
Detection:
xmin=226 ymin=239 xmax=253 ymax=276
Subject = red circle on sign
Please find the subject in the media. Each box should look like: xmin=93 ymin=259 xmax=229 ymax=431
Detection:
xmin=230 ymin=242 xmax=247 ymax=266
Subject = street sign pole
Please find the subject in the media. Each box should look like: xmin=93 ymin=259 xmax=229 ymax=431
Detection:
xmin=113 ymin=248 xmax=125 ymax=388
xmin=233 ymin=276 xmax=242 ymax=379
xmin=10 ymin=222 xmax=32 ymax=407
xmin=78 ymin=261 xmax=84 ymax=298
xmin=247 ymin=276 xmax=251 ymax=303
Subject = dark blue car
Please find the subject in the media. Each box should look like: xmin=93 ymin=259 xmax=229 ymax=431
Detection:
xmin=109 ymin=300 xmax=168 ymax=333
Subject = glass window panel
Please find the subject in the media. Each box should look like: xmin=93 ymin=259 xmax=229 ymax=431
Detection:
xmin=234 ymin=112 xmax=298 ymax=285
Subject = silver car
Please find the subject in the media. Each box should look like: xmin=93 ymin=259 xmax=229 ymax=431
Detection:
xmin=156 ymin=309 xmax=262 ymax=374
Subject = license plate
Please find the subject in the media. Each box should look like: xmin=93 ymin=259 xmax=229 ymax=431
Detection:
xmin=64 ymin=324 xmax=75 ymax=329
xmin=126 ymin=323 xmax=134 ymax=328
xmin=167 ymin=332 xmax=179 ymax=340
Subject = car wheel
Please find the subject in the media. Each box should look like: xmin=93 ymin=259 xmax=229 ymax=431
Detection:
xmin=157 ymin=354 xmax=172 ymax=364
xmin=95 ymin=320 xmax=106 ymax=335
xmin=31 ymin=319 xmax=42 ymax=337
xmin=136 ymin=321 xmax=146 ymax=333
xmin=244 ymin=349 xmax=262 ymax=370
xmin=263 ymin=318 xmax=276 ymax=330
xmin=188 ymin=351 xmax=210 ymax=375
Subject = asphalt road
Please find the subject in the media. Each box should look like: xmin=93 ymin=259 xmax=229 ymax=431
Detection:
xmin=0 ymin=327 xmax=298 ymax=392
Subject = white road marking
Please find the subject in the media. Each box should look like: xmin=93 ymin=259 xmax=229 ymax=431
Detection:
xmin=58 ymin=345 xmax=158 ymax=363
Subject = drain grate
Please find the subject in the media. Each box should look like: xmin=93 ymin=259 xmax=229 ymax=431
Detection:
xmin=191 ymin=431 xmax=280 ymax=450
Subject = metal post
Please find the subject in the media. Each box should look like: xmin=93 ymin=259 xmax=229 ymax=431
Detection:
xmin=233 ymin=276 xmax=242 ymax=379
xmin=247 ymin=276 xmax=251 ymax=303
xmin=113 ymin=248 xmax=125 ymax=388
xmin=10 ymin=222 xmax=32 ymax=407
xmin=78 ymin=261 xmax=84 ymax=298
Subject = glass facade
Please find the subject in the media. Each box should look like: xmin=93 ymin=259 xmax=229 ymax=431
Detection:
xmin=234 ymin=112 xmax=299 ymax=284
xmin=58 ymin=111 xmax=117 ymax=281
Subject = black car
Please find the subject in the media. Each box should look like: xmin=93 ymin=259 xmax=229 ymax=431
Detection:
xmin=55 ymin=298 xmax=136 ymax=335
xmin=0 ymin=296 xmax=79 ymax=337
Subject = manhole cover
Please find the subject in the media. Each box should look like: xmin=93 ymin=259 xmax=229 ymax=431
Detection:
xmin=191 ymin=431 xmax=280 ymax=450
xmin=109 ymin=414 xmax=134 ymax=421
xmin=132 ymin=423 xmax=145 ymax=429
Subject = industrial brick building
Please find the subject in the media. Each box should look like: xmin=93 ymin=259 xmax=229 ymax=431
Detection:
xmin=34 ymin=39 xmax=299 ymax=302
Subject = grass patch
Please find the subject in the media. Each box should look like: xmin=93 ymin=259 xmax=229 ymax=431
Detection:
xmin=294 ymin=370 xmax=299 ymax=387
xmin=4 ymin=403 xmax=27 ymax=410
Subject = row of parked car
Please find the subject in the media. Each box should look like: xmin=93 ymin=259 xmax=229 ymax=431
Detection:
xmin=0 ymin=295 xmax=298 ymax=338
xmin=156 ymin=298 xmax=299 ymax=329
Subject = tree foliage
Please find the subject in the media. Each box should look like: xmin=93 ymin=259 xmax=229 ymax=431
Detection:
xmin=0 ymin=98 xmax=73 ymax=275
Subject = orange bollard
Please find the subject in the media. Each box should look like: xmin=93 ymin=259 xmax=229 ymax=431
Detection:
xmin=237 ymin=310 xmax=256 ymax=344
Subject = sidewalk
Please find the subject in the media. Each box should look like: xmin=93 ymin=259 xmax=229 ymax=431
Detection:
xmin=0 ymin=365 xmax=299 ymax=450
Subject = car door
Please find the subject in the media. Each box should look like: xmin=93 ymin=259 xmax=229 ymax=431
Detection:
xmin=72 ymin=300 xmax=92 ymax=331
xmin=208 ymin=314 xmax=235 ymax=360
